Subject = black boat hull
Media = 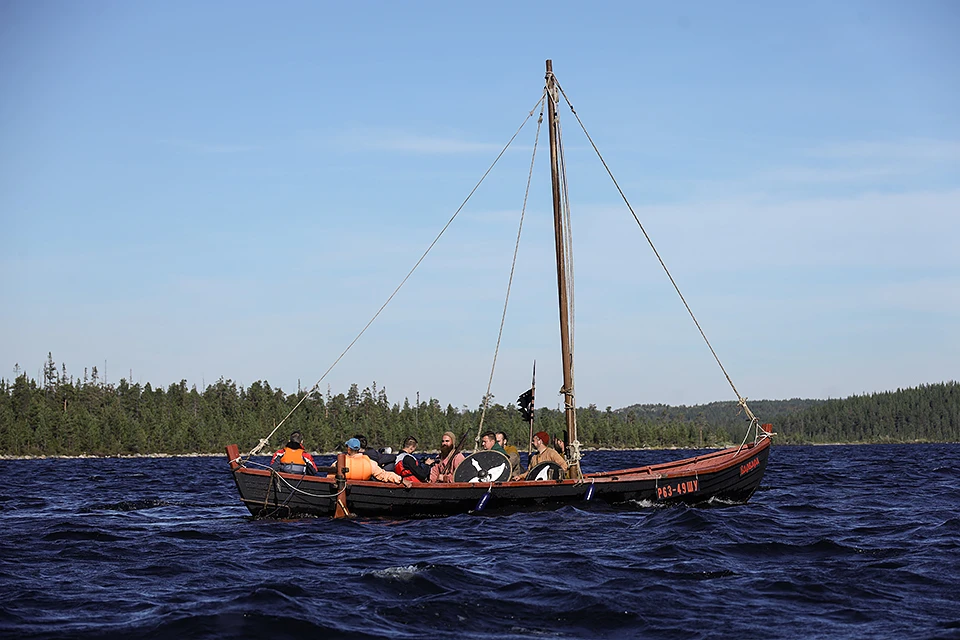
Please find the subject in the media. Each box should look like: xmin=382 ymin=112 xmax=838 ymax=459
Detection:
xmin=228 ymin=438 xmax=770 ymax=519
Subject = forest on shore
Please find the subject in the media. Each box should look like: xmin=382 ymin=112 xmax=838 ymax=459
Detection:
xmin=1 ymin=355 xmax=957 ymax=456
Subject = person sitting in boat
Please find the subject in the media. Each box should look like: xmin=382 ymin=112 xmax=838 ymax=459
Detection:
xmin=270 ymin=431 xmax=318 ymax=475
xmin=429 ymin=431 xmax=466 ymax=483
xmin=377 ymin=446 xmax=397 ymax=470
xmin=512 ymin=431 xmax=567 ymax=480
xmin=374 ymin=447 xmax=398 ymax=469
xmin=554 ymin=434 xmax=566 ymax=457
xmin=352 ymin=434 xmax=384 ymax=465
xmin=393 ymin=436 xmax=432 ymax=483
xmin=496 ymin=431 xmax=522 ymax=477
xmin=343 ymin=438 xmax=410 ymax=486
xmin=480 ymin=431 xmax=509 ymax=457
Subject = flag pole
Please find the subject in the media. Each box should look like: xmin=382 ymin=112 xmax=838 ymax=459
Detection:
xmin=527 ymin=361 xmax=536 ymax=459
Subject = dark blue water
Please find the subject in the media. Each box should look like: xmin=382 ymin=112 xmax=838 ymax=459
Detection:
xmin=1 ymin=445 xmax=958 ymax=639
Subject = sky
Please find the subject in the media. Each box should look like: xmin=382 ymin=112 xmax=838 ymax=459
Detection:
xmin=2 ymin=1 xmax=958 ymax=412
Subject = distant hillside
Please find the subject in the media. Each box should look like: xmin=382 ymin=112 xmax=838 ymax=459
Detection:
xmin=772 ymin=382 xmax=960 ymax=444
xmin=619 ymin=398 xmax=826 ymax=430
xmin=1 ymin=353 xmax=957 ymax=456
xmin=614 ymin=383 xmax=959 ymax=445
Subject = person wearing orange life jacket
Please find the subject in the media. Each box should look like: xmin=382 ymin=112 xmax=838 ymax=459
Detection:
xmin=270 ymin=431 xmax=318 ymax=475
xmin=343 ymin=438 xmax=411 ymax=487
xmin=392 ymin=436 xmax=433 ymax=483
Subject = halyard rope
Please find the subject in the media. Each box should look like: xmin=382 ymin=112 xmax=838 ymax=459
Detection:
xmin=476 ymin=90 xmax=547 ymax=444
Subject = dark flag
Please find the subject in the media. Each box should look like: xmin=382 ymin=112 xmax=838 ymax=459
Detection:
xmin=517 ymin=388 xmax=535 ymax=423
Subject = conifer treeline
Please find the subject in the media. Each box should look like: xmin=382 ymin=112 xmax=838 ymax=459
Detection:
xmin=771 ymin=382 xmax=960 ymax=443
xmin=1 ymin=356 xmax=957 ymax=456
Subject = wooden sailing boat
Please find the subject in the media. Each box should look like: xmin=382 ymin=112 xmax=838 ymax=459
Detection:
xmin=226 ymin=60 xmax=773 ymax=518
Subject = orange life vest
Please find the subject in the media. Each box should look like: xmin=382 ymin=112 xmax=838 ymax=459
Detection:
xmin=274 ymin=446 xmax=317 ymax=474
xmin=345 ymin=454 xmax=372 ymax=480
xmin=279 ymin=448 xmax=306 ymax=465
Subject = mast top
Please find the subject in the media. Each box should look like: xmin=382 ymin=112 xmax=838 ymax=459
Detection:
xmin=546 ymin=59 xmax=553 ymax=74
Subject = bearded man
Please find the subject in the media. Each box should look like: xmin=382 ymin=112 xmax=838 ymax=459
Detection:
xmin=512 ymin=431 xmax=567 ymax=480
xmin=428 ymin=431 xmax=466 ymax=483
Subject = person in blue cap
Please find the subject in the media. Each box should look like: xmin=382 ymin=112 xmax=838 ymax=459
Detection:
xmin=352 ymin=434 xmax=385 ymax=465
xmin=343 ymin=437 xmax=410 ymax=486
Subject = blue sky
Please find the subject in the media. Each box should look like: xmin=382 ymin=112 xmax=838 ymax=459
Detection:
xmin=2 ymin=1 xmax=958 ymax=410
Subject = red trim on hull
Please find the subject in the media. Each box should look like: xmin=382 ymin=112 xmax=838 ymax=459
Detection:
xmin=227 ymin=437 xmax=771 ymax=518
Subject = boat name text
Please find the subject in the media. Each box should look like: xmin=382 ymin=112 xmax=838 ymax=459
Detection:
xmin=739 ymin=457 xmax=760 ymax=476
xmin=657 ymin=479 xmax=698 ymax=499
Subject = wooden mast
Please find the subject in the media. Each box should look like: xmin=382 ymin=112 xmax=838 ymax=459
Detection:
xmin=545 ymin=59 xmax=579 ymax=476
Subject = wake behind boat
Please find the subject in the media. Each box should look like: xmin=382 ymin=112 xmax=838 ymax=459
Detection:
xmin=226 ymin=60 xmax=774 ymax=519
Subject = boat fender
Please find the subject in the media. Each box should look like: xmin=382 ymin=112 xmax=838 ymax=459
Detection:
xmin=584 ymin=482 xmax=595 ymax=501
xmin=474 ymin=489 xmax=492 ymax=512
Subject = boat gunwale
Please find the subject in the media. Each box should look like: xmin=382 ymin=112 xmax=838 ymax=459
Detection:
xmin=229 ymin=438 xmax=769 ymax=489
xmin=587 ymin=438 xmax=769 ymax=479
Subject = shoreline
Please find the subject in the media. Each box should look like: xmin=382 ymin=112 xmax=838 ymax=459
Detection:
xmin=1 ymin=440 xmax=954 ymax=461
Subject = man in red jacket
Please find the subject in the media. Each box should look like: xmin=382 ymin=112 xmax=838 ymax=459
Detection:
xmin=393 ymin=436 xmax=432 ymax=483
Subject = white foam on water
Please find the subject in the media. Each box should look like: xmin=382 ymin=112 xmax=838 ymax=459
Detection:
xmin=368 ymin=564 xmax=422 ymax=580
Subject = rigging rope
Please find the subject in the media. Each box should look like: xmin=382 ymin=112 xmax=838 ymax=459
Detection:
xmin=245 ymin=459 xmax=347 ymax=499
xmin=476 ymin=90 xmax=547 ymax=444
xmin=244 ymin=95 xmax=548 ymax=459
xmin=554 ymin=80 xmax=760 ymax=436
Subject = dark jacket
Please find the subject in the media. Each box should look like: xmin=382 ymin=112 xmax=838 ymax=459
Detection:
xmin=394 ymin=452 xmax=431 ymax=483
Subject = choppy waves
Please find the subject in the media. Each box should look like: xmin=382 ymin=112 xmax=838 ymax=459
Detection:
xmin=1 ymin=445 xmax=958 ymax=639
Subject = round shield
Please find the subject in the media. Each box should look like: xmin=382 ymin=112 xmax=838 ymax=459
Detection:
xmin=525 ymin=461 xmax=564 ymax=481
xmin=454 ymin=451 xmax=512 ymax=483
